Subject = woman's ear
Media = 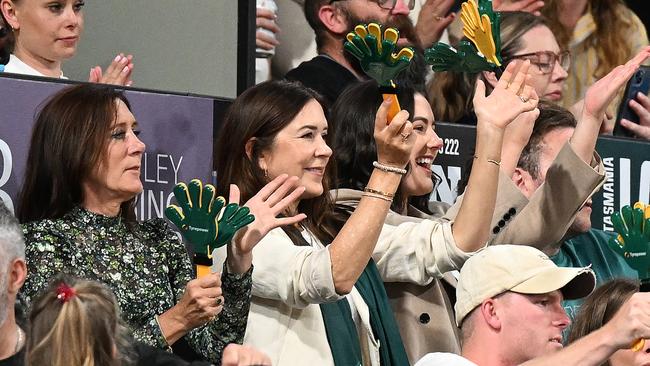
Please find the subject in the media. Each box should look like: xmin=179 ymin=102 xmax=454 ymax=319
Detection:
xmin=245 ymin=137 xmax=268 ymax=171
xmin=244 ymin=137 xmax=256 ymax=160
xmin=481 ymin=71 xmax=499 ymax=89
xmin=1 ymin=0 xmax=19 ymax=31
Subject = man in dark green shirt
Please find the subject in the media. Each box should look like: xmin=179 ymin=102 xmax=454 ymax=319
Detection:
xmin=513 ymin=103 xmax=637 ymax=326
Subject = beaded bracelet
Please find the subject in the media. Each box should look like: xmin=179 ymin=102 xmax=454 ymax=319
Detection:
xmin=373 ymin=161 xmax=407 ymax=175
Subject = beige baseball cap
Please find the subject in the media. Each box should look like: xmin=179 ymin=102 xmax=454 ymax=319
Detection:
xmin=455 ymin=245 xmax=596 ymax=326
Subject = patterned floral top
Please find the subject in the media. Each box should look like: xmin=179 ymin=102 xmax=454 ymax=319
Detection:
xmin=20 ymin=206 xmax=252 ymax=364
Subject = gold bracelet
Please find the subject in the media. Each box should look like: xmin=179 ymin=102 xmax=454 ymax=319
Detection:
xmin=362 ymin=192 xmax=393 ymax=202
xmin=473 ymin=155 xmax=501 ymax=166
xmin=154 ymin=315 xmax=173 ymax=352
xmin=364 ymin=187 xmax=395 ymax=199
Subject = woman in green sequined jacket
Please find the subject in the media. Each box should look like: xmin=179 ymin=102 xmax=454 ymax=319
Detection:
xmin=15 ymin=84 xmax=296 ymax=364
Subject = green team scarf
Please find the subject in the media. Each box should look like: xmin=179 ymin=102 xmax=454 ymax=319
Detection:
xmin=320 ymin=260 xmax=409 ymax=366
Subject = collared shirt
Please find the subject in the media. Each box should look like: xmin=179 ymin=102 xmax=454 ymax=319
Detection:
xmin=3 ymin=54 xmax=67 ymax=79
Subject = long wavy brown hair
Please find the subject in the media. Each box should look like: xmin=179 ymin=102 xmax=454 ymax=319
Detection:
xmin=541 ymin=0 xmax=637 ymax=81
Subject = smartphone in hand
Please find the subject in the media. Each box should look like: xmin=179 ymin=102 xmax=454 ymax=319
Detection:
xmin=614 ymin=65 xmax=650 ymax=138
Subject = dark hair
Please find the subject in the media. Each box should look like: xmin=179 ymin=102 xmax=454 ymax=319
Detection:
xmin=456 ymin=100 xmax=575 ymax=194
xmin=567 ymin=278 xmax=640 ymax=366
xmin=17 ymin=84 xmax=136 ymax=224
xmin=0 ymin=9 xmax=14 ymax=63
xmin=516 ymin=101 xmax=577 ymax=180
xmin=214 ymin=80 xmax=341 ymax=245
xmin=332 ymin=79 xmax=438 ymax=213
xmin=304 ymin=0 xmax=332 ymax=51
xmin=27 ymin=275 xmax=134 ymax=366
xmin=429 ymin=12 xmax=548 ymax=123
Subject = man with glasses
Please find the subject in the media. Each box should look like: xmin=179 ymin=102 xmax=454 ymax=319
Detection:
xmin=285 ymin=0 xmax=426 ymax=107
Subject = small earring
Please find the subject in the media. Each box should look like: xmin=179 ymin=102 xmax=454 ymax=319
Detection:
xmin=263 ymin=169 xmax=268 ymax=179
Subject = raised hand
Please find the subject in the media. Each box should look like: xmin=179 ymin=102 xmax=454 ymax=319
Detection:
xmin=88 ymin=53 xmax=134 ymax=86
xmin=608 ymin=202 xmax=650 ymax=279
xmin=233 ymin=175 xmax=306 ymax=255
xmin=473 ymin=60 xmax=539 ymax=130
xmin=415 ymin=0 xmax=457 ymax=48
xmin=583 ymin=47 xmax=650 ymax=123
xmin=373 ymin=98 xmax=415 ymax=168
xmin=344 ymin=23 xmax=414 ymax=86
xmin=461 ymin=0 xmax=501 ymax=66
xmin=165 ymin=179 xmax=226 ymax=256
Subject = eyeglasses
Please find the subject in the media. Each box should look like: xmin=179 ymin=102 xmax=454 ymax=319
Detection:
xmin=505 ymin=50 xmax=571 ymax=75
xmin=329 ymin=0 xmax=416 ymax=11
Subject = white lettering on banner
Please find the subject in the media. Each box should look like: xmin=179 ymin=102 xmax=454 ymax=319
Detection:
xmin=0 ymin=139 xmax=14 ymax=213
xmin=136 ymin=190 xmax=176 ymax=220
xmin=640 ymin=161 xmax=649 ymax=204
xmin=602 ymin=157 xmax=615 ymax=231
xmin=135 ymin=153 xmax=185 ymax=221
xmin=431 ymin=165 xmax=462 ymax=204
xmin=619 ymin=158 xmax=631 ymax=208
xmin=142 ymin=153 xmax=183 ymax=185
xmin=438 ymin=138 xmax=460 ymax=156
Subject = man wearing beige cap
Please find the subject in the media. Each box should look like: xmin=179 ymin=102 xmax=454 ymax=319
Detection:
xmin=416 ymin=245 xmax=650 ymax=366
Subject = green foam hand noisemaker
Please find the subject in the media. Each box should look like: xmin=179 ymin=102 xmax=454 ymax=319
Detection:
xmin=425 ymin=0 xmax=502 ymax=73
xmin=607 ymin=202 xmax=650 ymax=279
xmin=606 ymin=201 xmax=650 ymax=352
xmin=344 ymin=23 xmax=414 ymax=122
xmin=165 ymin=179 xmax=255 ymax=278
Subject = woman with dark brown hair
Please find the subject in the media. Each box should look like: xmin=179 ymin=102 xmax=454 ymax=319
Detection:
xmin=213 ymin=79 xmax=420 ymax=366
xmin=17 ymin=84 xmax=292 ymax=363
xmin=568 ymin=278 xmax=650 ymax=366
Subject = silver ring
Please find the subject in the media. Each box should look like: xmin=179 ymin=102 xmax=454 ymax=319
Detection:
xmin=216 ymin=297 xmax=223 ymax=306
xmin=519 ymin=95 xmax=529 ymax=103
xmin=400 ymin=132 xmax=410 ymax=141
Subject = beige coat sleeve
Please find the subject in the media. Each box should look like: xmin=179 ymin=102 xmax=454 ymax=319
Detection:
xmin=492 ymin=143 xmax=605 ymax=247
xmin=444 ymin=143 xmax=605 ymax=248
xmin=219 ymin=228 xmax=343 ymax=309
xmin=372 ymin=214 xmax=471 ymax=285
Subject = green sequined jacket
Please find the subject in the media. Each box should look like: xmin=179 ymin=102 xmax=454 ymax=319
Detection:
xmin=20 ymin=206 xmax=252 ymax=364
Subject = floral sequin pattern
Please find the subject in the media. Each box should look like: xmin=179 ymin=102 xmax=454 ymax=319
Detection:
xmin=20 ymin=206 xmax=252 ymax=364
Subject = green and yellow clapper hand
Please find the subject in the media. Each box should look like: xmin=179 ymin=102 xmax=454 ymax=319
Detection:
xmin=606 ymin=201 xmax=650 ymax=351
xmin=165 ymin=179 xmax=255 ymax=278
xmin=424 ymin=0 xmax=502 ymax=73
xmin=344 ymin=23 xmax=414 ymax=122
